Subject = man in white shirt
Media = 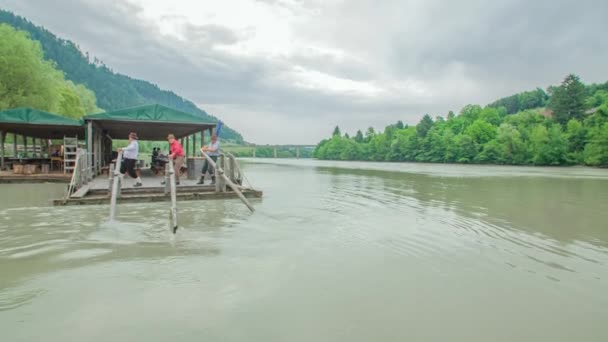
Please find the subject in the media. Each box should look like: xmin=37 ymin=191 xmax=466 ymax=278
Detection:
xmin=117 ymin=132 xmax=143 ymax=187
xmin=197 ymin=134 xmax=220 ymax=184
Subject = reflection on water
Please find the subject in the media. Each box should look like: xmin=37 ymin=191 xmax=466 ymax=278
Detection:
xmin=1 ymin=159 xmax=607 ymax=342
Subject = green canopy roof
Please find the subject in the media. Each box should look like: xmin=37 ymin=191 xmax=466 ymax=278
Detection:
xmin=0 ymin=107 xmax=84 ymax=139
xmin=84 ymin=104 xmax=216 ymax=140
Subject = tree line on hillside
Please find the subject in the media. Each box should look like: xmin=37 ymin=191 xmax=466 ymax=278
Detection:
xmin=314 ymin=74 xmax=608 ymax=167
xmin=0 ymin=10 xmax=243 ymax=143
xmin=0 ymin=24 xmax=100 ymax=117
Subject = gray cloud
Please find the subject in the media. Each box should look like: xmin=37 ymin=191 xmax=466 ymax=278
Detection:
xmin=1 ymin=0 xmax=607 ymax=144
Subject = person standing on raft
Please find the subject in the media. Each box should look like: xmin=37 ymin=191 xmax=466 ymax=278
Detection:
xmin=117 ymin=132 xmax=143 ymax=187
xmin=197 ymin=134 xmax=220 ymax=184
xmin=163 ymin=134 xmax=184 ymax=185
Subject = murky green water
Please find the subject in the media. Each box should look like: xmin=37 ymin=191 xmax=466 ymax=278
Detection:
xmin=1 ymin=160 xmax=607 ymax=341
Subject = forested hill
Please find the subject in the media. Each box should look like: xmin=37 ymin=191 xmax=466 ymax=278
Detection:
xmin=315 ymin=75 xmax=608 ymax=167
xmin=0 ymin=9 xmax=243 ymax=143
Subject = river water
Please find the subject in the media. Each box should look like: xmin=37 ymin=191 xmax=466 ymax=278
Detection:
xmin=1 ymin=159 xmax=607 ymax=341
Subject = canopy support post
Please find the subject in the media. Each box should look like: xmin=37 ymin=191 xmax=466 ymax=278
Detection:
xmin=186 ymin=134 xmax=190 ymax=159
xmin=23 ymin=135 xmax=27 ymax=157
xmin=192 ymin=134 xmax=196 ymax=157
xmin=0 ymin=130 xmax=5 ymax=170
xmin=12 ymin=133 xmax=17 ymax=158
xmin=87 ymin=121 xmax=93 ymax=180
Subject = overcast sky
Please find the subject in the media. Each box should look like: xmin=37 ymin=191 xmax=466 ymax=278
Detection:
xmin=2 ymin=0 xmax=607 ymax=144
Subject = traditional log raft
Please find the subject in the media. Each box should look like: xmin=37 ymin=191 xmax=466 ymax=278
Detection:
xmin=54 ymin=186 xmax=262 ymax=206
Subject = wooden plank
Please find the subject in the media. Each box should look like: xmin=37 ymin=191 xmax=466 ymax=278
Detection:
xmin=70 ymin=184 xmax=90 ymax=198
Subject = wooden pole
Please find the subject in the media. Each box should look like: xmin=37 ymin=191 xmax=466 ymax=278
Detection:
xmin=168 ymin=157 xmax=178 ymax=233
xmin=201 ymin=151 xmax=255 ymax=212
xmin=13 ymin=133 xmax=17 ymax=157
xmin=23 ymin=135 xmax=27 ymax=157
xmin=33 ymin=138 xmax=37 ymax=157
xmin=0 ymin=130 xmax=5 ymax=170
xmin=109 ymin=151 xmax=123 ymax=220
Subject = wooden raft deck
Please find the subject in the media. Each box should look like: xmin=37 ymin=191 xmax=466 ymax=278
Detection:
xmin=53 ymin=173 xmax=262 ymax=206
xmin=0 ymin=171 xmax=71 ymax=184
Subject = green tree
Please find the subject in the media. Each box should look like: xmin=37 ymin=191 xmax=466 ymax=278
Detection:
xmin=583 ymin=123 xmax=608 ymax=166
xmin=565 ymin=119 xmax=587 ymax=162
xmin=454 ymin=134 xmax=477 ymax=163
xmin=496 ymin=124 xmax=527 ymax=164
xmin=549 ymin=74 xmax=586 ymax=125
xmin=354 ymin=130 xmax=364 ymax=143
xmin=395 ymin=120 xmax=404 ymax=129
xmin=475 ymin=140 xmax=502 ymax=164
xmin=416 ymin=114 xmax=434 ymax=137
xmin=529 ymin=125 xmax=569 ymax=165
xmin=332 ymin=126 xmax=341 ymax=137
xmin=465 ymin=119 xmax=497 ymax=145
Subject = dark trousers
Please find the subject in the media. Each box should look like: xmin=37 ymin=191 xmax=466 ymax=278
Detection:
xmin=120 ymin=158 xmax=138 ymax=178
xmin=202 ymin=155 xmax=217 ymax=178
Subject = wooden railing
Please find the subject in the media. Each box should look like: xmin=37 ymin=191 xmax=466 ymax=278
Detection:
xmin=66 ymin=148 xmax=92 ymax=199
xmin=202 ymin=151 xmax=255 ymax=212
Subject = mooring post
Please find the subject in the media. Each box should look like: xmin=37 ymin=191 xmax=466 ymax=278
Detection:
xmin=109 ymin=151 xmax=123 ymax=220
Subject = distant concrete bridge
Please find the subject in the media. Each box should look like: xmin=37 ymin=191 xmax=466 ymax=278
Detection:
xmin=249 ymin=144 xmax=315 ymax=158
